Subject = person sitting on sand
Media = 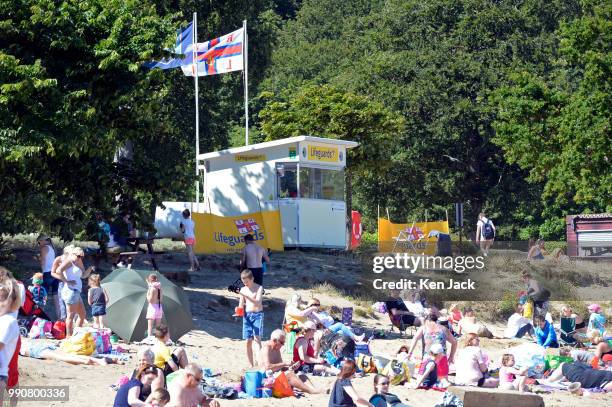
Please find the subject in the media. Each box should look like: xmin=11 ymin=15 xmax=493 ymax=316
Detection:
xmin=527 ymin=239 xmax=546 ymax=260
xmin=167 ymin=363 xmax=220 ymax=407
xmin=547 ymin=361 xmax=612 ymax=393
xmin=259 ymin=329 xmax=324 ymax=394
xmin=587 ymin=303 xmax=606 ymax=336
xmin=293 ymin=320 xmax=338 ymax=375
xmin=534 ymin=314 xmax=559 ymax=348
xmin=560 ymin=305 xmax=587 ymax=333
xmin=307 ymin=298 xmax=366 ymax=342
xmin=454 ymin=334 xmax=498 ymax=388
xmin=19 ymin=338 xmax=119 ymax=366
xmin=370 ymin=374 xmax=409 ymax=407
xmin=130 ymin=348 xmax=164 ymax=401
xmin=328 ymin=359 xmax=373 ymax=407
xmin=499 ymin=354 xmax=528 ymax=392
xmin=457 ymin=307 xmax=496 ymax=338
xmin=407 ymin=310 xmax=456 ymax=384
xmin=113 ymin=365 xmax=164 ymax=407
xmin=504 ymin=304 xmax=534 ymax=339
xmin=284 ymin=293 xmax=319 ymax=328
xmin=410 ymin=343 xmax=445 ymax=389
xmin=151 ymin=325 xmax=188 ymax=377
xmin=146 ymin=388 xmax=170 ymax=407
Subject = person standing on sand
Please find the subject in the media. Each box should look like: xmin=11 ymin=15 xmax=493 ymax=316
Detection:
xmin=167 ymin=363 xmax=220 ymax=407
xmin=241 ymin=234 xmax=269 ymax=286
xmin=179 ymin=209 xmax=201 ymax=272
xmin=236 ymin=269 xmax=263 ymax=368
xmin=475 ymin=213 xmax=495 ymax=256
xmin=260 ymin=329 xmax=325 ymax=394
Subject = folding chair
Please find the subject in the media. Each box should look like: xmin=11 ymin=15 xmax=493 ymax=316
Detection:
xmin=387 ymin=312 xmax=416 ymax=338
xmin=559 ymin=316 xmax=578 ymax=347
xmin=391 ymin=222 xmax=423 ymax=253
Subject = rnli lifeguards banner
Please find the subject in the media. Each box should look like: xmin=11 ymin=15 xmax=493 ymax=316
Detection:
xmin=192 ymin=210 xmax=284 ymax=254
xmin=378 ymin=218 xmax=450 ymax=254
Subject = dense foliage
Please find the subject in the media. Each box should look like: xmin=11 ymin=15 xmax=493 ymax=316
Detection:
xmin=0 ymin=0 xmax=609 ymax=242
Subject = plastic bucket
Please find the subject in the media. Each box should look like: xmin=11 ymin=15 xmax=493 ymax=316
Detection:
xmin=244 ymin=370 xmax=263 ymax=398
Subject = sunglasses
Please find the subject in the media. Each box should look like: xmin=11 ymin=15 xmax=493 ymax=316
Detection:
xmin=379 ymin=381 xmax=390 ymax=385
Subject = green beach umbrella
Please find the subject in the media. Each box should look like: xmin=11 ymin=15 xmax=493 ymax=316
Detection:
xmin=101 ymin=268 xmax=194 ymax=342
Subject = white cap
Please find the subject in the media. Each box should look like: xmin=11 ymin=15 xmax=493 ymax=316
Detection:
xmin=303 ymin=321 xmax=317 ymax=331
xmin=429 ymin=343 xmax=445 ymax=355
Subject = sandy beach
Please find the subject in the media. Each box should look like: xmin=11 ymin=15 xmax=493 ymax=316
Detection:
xmin=8 ymin=245 xmax=610 ymax=407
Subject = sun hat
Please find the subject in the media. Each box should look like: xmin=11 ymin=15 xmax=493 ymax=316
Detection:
xmin=429 ymin=343 xmax=445 ymax=355
xmin=587 ymin=304 xmax=601 ymax=313
xmin=303 ymin=321 xmax=317 ymax=331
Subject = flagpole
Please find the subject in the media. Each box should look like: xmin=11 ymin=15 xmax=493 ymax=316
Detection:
xmin=243 ymin=19 xmax=249 ymax=146
xmin=194 ymin=12 xmax=200 ymax=206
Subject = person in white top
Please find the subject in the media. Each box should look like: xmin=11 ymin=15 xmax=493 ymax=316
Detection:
xmin=53 ymin=246 xmax=92 ymax=337
xmin=475 ymin=213 xmax=495 ymax=256
xmin=0 ymin=276 xmax=21 ymax=404
xmin=504 ymin=304 xmax=534 ymax=339
xmin=37 ymin=234 xmax=59 ymax=317
xmin=180 ymin=209 xmax=200 ymax=272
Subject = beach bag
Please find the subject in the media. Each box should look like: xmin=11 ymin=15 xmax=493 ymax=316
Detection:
xmin=357 ymin=354 xmax=377 ymax=373
xmin=324 ymin=350 xmax=342 ymax=368
xmin=60 ymin=331 xmax=95 ymax=356
xmin=382 ymin=360 xmax=412 ymax=385
xmin=52 ymin=320 xmax=66 ymax=340
xmin=91 ymin=329 xmax=112 ymax=354
xmin=28 ymin=317 xmax=52 ymax=339
xmin=482 ymin=220 xmax=495 ymax=239
xmin=354 ymin=342 xmax=371 ymax=359
xmin=29 ymin=285 xmax=47 ymax=306
xmin=272 ymin=372 xmax=295 ymax=398
xmin=244 ymin=370 xmax=263 ymax=398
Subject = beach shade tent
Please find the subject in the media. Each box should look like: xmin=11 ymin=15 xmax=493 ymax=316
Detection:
xmin=101 ymin=268 xmax=194 ymax=342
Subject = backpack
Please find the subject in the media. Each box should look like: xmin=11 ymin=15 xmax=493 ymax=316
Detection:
xmin=29 ymin=285 xmax=47 ymax=306
xmin=482 ymin=220 xmax=495 ymax=239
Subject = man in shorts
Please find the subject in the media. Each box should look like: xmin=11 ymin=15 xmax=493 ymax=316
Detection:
xmin=168 ymin=363 xmax=220 ymax=407
xmin=241 ymin=234 xmax=269 ymax=286
xmin=475 ymin=212 xmax=495 ymax=256
xmin=237 ymin=269 xmax=263 ymax=368
xmin=259 ymin=329 xmax=324 ymax=394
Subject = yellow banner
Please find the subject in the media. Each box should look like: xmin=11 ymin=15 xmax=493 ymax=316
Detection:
xmin=192 ymin=210 xmax=284 ymax=254
xmin=307 ymin=145 xmax=338 ymax=162
xmin=235 ymin=154 xmax=266 ymax=163
xmin=377 ymin=218 xmax=450 ymax=254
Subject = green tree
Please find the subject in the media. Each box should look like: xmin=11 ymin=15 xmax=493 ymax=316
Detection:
xmin=492 ymin=0 xmax=611 ymax=237
xmin=259 ymin=84 xmax=405 ymax=226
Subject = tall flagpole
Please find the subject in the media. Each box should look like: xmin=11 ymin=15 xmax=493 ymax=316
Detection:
xmin=243 ymin=20 xmax=249 ymax=146
xmin=194 ymin=12 xmax=200 ymax=205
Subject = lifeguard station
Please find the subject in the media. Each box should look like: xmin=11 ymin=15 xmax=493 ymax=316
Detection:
xmin=196 ymin=136 xmax=358 ymax=248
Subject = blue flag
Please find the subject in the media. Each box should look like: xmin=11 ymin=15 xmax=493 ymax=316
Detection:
xmin=145 ymin=22 xmax=194 ymax=69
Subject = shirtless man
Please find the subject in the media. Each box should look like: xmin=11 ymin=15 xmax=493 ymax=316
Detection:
xmin=236 ymin=269 xmax=263 ymax=368
xmin=241 ymin=234 xmax=269 ymax=286
xmin=168 ymin=363 xmax=220 ymax=407
xmin=260 ymin=329 xmax=324 ymax=394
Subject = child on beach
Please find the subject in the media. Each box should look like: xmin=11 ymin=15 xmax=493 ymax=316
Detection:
xmin=411 ymin=343 xmax=445 ymax=389
xmin=179 ymin=209 xmax=201 ymax=272
xmin=87 ymin=274 xmax=109 ymax=329
xmin=146 ymin=274 xmax=164 ymax=343
xmin=0 ymin=278 xmax=21 ymax=404
xmin=236 ymin=269 xmax=263 ymax=368
xmin=448 ymin=303 xmax=462 ymax=326
xmin=146 ymin=388 xmax=170 ymax=406
xmin=28 ymin=272 xmax=47 ymax=307
xmin=499 ymin=354 xmax=528 ymax=392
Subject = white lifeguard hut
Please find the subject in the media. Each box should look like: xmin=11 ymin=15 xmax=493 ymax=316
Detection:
xmin=197 ymin=136 xmax=359 ymax=248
